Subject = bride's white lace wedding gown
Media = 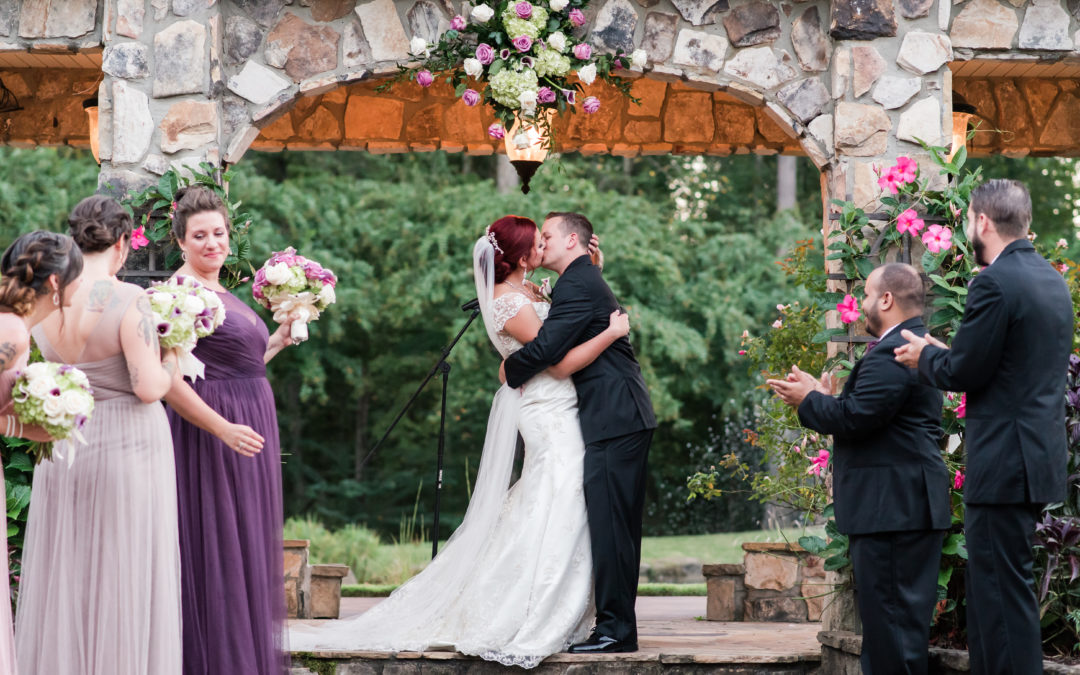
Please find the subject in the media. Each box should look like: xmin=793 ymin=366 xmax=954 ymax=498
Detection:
xmin=289 ymin=292 xmax=594 ymax=668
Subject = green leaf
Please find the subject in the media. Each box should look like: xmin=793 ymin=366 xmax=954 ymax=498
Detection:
xmin=937 ymin=565 xmax=954 ymax=589
xmin=488 ymin=59 xmax=504 ymax=76
xmin=941 ymin=533 xmax=966 ymax=556
xmin=798 ymin=535 xmax=829 ymax=555
xmin=824 ymin=555 xmax=851 ymax=571
xmin=811 ymin=327 xmax=847 ymax=344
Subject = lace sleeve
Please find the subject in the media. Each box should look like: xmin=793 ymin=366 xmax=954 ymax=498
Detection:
xmin=491 ymin=293 xmax=532 ymax=334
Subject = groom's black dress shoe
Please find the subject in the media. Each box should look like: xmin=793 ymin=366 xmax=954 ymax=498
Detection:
xmin=567 ymin=634 xmax=638 ymax=654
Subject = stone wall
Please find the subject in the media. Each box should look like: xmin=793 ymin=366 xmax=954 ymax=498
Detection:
xmin=0 ymin=68 xmax=99 ymax=148
xmin=954 ymin=75 xmax=1080 ymax=157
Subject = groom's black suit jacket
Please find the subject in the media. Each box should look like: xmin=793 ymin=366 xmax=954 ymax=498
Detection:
xmin=504 ymin=255 xmax=656 ymax=444
xmin=918 ymin=239 xmax=1072 ymax=505
xmin=798 ymin=317 xmax=951 ymax=536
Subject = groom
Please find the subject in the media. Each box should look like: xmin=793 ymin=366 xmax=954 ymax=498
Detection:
xmin=502 ymin=211 xmax=656 ymax=654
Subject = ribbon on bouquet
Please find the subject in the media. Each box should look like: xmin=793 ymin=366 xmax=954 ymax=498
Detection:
xmin=271 ymin=291 xmax=321 ymax=343
xmin=177 ymin=350 xmax=208 ymax=381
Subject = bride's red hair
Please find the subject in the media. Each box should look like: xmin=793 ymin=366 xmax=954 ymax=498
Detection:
xmin=487 ymin=215 xmax=537 ymax=283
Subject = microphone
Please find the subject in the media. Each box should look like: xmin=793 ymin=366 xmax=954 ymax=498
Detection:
xmin=461 ymin=298 xmax=481 ymax=312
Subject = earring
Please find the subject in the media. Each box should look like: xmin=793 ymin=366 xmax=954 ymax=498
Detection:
xmin=522 ymin=263 xmax=528 ymax=280
xmin=52 ymin=292 xmax=59 ymax=306
xmin=181 ymin=251 xmax=188 ymax=262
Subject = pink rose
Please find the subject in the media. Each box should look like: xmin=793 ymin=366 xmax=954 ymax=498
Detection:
xmin=488 ymin=123 xmax=505 ymax=139
xmin=537 ymin=86 xmax=556 ymax=104
xmin=450 ymin=14 xmax=466 ymax=30
xmin=512 ymin=35 xmax=533 ymax=52
xmin=515 ymin=1 xmax=533 ymax=19
xmin=572 ymin=43 xmax=592 ymax=60
xmin=569 ymin=8 xmax=585 ymax=25
xmin=583 ymin=96 xmax=600 ymax=113
xmin=462 ymin=89 xmax=481 ymax=106
xmin=416 ymin=70 xmax=434 ymax=87
xmin=476 ymin=43 xmax=495 ymax=64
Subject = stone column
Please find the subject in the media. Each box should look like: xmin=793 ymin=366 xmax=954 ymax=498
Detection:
xmin=98 ymin=0 xmax=225 ymax=195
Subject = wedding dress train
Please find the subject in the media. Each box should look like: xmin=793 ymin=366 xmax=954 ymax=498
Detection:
xmin=288 ymin=242 xmax=594 ymax=668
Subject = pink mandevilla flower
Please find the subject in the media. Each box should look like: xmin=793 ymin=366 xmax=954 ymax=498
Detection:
xmin=956 ymin=392 xmax=966 ymax=419
xmin=476 ymin=43 xmax=495 ymax=64
xmin=416 ymin=70 xmax=434 ymax=87
xmin=537 ymin=86 xmax=556 ymax=104
xmin=922 ymin=225 xmax=954 ymax=254
xmin=515 ymin=1 xmax=533 ymax=18
xmin=569 ymin=8 xmax=586 ymax=25
xmin=896 ymin=208 xmax=925 ymax=236
xmin=512 ymin=35 xmax=533 ymax=52
xmin=130 ymin=225 xmax=149 ymax=250
xmin=583 ymin=96 xmax=600 ymax=114
xmin=487 ymin=123 xmax=505 ymax=139
xmin=837 ymin=294 xmax=861 ymax=324
xmin=572 ymin=43 xmax=592 ymax=60
xmin=450 ymin=14 xmax=466 ymax=30
xmin=462 ymin=89 xmax=481 ymax=106
xmin=954 ymin=470 xmax=965 ymax=490
xmin=894 ymin=156 xmax=917 ymax=183
xmin=738 ymin=350 xmax=747 ymax=356
xmin=807 ymin=450 xmax=830 ymax=477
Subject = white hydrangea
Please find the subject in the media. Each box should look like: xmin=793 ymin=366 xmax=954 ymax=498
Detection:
xmin=489 ymin=68 xmax=539 ymax=109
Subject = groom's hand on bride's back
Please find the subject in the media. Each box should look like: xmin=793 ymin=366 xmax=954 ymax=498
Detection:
xmin=588 ymin=234 xmax=603 ymax=271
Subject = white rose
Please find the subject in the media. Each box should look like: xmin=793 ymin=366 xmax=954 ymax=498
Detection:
xmin=59 ymin=390 xmax=89 ymax=416
xmin=317 ymin=284 xmax=336 ymax=306
xmin=41 ymin=396 xmax=63 ymax=419
xmin=28 ymin=375 xmax=57 ymax=400
xmin=264 ymin=262 xmax=293 ymax=287
xmin=471 ymin=3 xmax=494 ymax=22
xmin=547 ymin=31 xmax=567 ymax=53
xmin=150 ymin=291 xmax=172 ymax=310
xmin=549 ymin=0 xmax=568 ymax=11
xmin=182 ymin=294 xmax=206 ymax=316
xmin=464 ymin=57 xmax=483 ymax=79
xmin=577 ymin=63 xmax=596 ymax=85
xmin=631 ymin=48 xmax=647 ymax=68
xmin=69 ymin=369 xmax=90 ymax=388
xmin=519 ymin=89 xmax=538 ymax=113
xmin=409 ymin=36 xmax=429 ymax=57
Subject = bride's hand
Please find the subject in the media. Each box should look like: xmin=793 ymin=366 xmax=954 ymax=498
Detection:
xmin=606 ymin=309 xmax=630 ymax=338
xmin=217 ymin=423 xmax=265 ymax=458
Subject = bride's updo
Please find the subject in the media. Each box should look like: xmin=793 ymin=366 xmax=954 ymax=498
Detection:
xmin=486 ymin=215 xmax=537 ymax=284
xmin=0 ymin=231 xmax=83 ymax=316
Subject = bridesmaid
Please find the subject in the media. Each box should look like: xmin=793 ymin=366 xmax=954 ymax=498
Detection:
xmin=16 ymin=196 xmax=182 ymax=675
xmin=163 ymin=185 xmax=292 ymax=675
xmin=0 ymin=230 xmax=83 ymax=675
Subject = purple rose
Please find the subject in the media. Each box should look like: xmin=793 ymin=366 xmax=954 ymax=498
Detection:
xmin=569 ymin=8 xmax=585 ymax=26
xmin=572 ymin=43 xmax=591 ymax=60
xmin=537 ymin=86 xmax=556 ymax=104
xmin=462 ymin=89 xmax=481 ymax=106
xmin=488 ymin=123 xmax=505 ymax=139
xmin=499 ymin=48 xmax=511 ymax=60
xmin=512 ymin=35 xmax=533 ymax=52
xmin=515 ymin=1 xmax=533 ymax=19
xmin=476 ymin=43 xmax=495 ymax=64
xmin=416 ymin=70 xmax=434 ymax=87
xmin=583 ymin=96 xmax=600 ymax=113
xmin=450 ymin=14 xmax=466 ymax=30
xmin=561 ymin=89 xmax=577 ymax=105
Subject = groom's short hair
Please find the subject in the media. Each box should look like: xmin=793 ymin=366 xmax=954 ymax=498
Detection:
xmin=548 ymin=212 xmax=593 ymax=246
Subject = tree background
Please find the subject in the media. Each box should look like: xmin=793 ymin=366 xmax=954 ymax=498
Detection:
xmin=0 ymin=147 xmax=1075 ymax=539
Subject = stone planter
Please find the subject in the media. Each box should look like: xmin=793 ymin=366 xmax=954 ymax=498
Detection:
xmin=310 ymin=563 xmax=350 ymax=619
xmin=742 ymin=542 xmax=826 ymax=623
xmin=702 ymin=563 xmax=746 ymax=621
xmin=283 ymin=538 xmax=312 ymax=619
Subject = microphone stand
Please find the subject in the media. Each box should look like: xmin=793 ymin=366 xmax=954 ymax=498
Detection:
xmin=360 ymin=298 xmax=482 ymax=559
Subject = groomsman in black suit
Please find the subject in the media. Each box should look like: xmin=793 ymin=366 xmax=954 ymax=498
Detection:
xmin=769 ymin=262 xmax=950 ymax=675
xmin=896 ymin=179 xmax=1073 ymax=674
xmin=502 ymin=212 xmax=656 ymax=653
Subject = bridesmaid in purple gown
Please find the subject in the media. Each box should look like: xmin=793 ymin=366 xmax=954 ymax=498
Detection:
xmin=163 ymin=186 xmax=293 ymax=675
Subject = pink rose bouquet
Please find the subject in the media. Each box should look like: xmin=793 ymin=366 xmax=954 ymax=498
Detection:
xmin=253 ymin=247 xmax=338 ymax=344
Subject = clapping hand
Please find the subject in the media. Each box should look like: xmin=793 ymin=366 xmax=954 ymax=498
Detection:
xmin=767 ymin=365 xmax=829 ymax=407
xmin=894 ymin=329 xmax=948 ymax=368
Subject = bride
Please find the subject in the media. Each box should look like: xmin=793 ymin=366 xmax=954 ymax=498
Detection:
xmin=289 ymin=215 xmax=629 ymax=667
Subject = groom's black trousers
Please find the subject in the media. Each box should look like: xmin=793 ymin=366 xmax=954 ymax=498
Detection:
xmin=583 ymin=428 xmax=652 ymax=643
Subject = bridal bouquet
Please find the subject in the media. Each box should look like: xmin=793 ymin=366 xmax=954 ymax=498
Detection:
xmin=12 ymin=362 xmax=94 ymax=464
xmin=147 ymin=275 xmax=227 ymax=380
xmin=252 ymin=247 xmax=337 ymax=344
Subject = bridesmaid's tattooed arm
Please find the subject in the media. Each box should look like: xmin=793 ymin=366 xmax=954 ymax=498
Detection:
xmin=135 ymin=296 xmax=157 ymax=347
xmin=0 ymin=342 xmax=15 ymax=372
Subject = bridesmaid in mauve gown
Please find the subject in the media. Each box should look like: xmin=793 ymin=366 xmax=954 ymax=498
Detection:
xmin=18 ymin=197 xmax=182 ymax=675
xmin=0 ymin=231 xmax=84 ymax=675
xmin=163 ymin=186 xmax=293 ymax=675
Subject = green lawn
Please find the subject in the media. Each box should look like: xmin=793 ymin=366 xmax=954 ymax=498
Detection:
xmin=640 ymin=527 xmax=825 ymax=565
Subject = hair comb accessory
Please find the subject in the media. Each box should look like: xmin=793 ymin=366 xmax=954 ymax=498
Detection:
xmin=486 ymin=230 xmax=503 ymax=254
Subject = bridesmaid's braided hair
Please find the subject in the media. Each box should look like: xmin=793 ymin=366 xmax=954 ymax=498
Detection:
xmin=171 ymin=186 xmax=230 ymax=242
xmin=0 ymin=231 xmax=83 ymax=316
xmin=69 ymin=195 xmax=133 ymax=253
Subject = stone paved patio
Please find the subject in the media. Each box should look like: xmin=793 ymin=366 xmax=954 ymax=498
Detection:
xmin=290 ymin=596 xmax=822 ymax=673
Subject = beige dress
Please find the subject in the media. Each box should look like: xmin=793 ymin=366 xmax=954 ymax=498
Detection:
xmin=16 ymin=283 xmax=182 ymax=675
xmin=0 ymin=367 xmax=19 ymax=675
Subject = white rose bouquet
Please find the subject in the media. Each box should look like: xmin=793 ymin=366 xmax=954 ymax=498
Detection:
xmin=252 ymin=247 xmax=337 ymax=344
xmin=12 ymin=362 xmax=94 ymax=465
xmin=147 ymin=275 xmax=227 ymax=380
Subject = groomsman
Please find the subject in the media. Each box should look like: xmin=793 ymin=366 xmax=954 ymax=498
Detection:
xmin=896 ymin=179 xmax=1073 ymax=674
xmin=769 ymin=263 xmax=950 ymax=675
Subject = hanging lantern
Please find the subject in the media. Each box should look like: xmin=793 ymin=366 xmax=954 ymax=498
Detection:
xmin=504 ymin=111 xmax=553 ymax=194
xmin=83 ymin=97 xmax=100 ymax=164
xmin=948 ymin=93 xmax=977 ymax=163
